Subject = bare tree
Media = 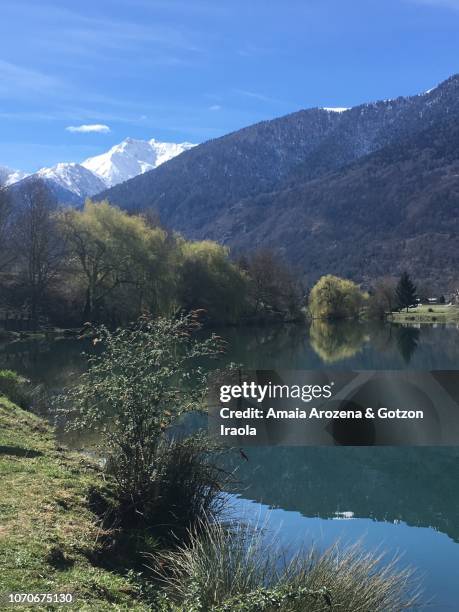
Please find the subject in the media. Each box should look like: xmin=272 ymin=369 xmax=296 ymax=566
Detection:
xmin=0 ymin=186 xmax=14 ymax=271
xmin=13 ymin=180 xmax=63 ymax=328
xmin=245 ymin=249 xmax=303 ymax=318
xmin=368 ymin=277 xmax=397 ymax=319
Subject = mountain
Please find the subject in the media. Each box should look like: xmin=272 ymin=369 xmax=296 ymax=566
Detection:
xmin=212 ymin=114 xmax=459 ymax=286
xmin=5 ymin=137 xmax=196 ymax=203
xmin=96 ymin=108 xmax=345 ymax=216
xmin=36 ymin=163 xmax=107 ymax=200
xmin=6 ymin=163 xmax=106 ymax=206
xmin=97 ymin=75 xmax=459 ymax=285
xmin=82 ymin=137 xmax=195 ymax=188
xmin=0 ymin=165 xmax=27 ymax=187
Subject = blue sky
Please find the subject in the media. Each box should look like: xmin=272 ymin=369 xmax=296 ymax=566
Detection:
xmin=1 ymin=0 xmax=459 ymax=172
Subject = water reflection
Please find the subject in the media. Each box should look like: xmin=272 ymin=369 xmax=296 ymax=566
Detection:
xmin=309 ymin=320 xmax=366 ymax=363
xmin=395 ymin=325 xmax=420 ymax=364
xmin=1 ymin=322 xmax=459 ymax=390
xmin=0 ymin=337 xmax=90 ymax=392
xmin=2 ymin=322 xmax=458 ymax=608
xmin=222 ymin=445 xmax=459 ymax=543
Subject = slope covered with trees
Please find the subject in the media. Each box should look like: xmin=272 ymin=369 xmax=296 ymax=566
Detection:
xmin=220 ymin=114 xmax=459 ymax=287
xmin=94 ymin=75 xmax=459 ymax=288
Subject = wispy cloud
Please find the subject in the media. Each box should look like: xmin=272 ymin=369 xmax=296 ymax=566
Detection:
xmin=0 ymin=60 xmax=64 ymax=98
xmin=66 ymin=124 xmax=111 ymax=133
xmin=1 ymin=3 xmax=202 ymax=57
xmin=209 ymin=104 xmax=222 ymax=111
xmin=233 ymin=88 xmax=283 ymax=104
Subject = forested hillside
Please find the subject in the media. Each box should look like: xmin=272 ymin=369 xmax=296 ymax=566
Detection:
xmin=96 ymin=74 xmax=459 ymax=286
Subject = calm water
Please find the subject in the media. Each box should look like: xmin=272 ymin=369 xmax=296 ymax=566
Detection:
xmin=1 ymin=321 xmax=459 ymax=610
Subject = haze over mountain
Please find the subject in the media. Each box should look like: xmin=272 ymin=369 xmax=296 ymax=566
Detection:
xmin=97 ymin=74 xmax=459 ymax=286
xmin=1 ymin=137 xmax=196 ymax=203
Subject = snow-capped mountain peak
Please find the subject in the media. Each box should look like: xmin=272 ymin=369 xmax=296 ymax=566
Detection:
xmin=3 ymin=136 xmax=196 ymax=202
xmin=81 ymin=137 xmax=196 ymax=188
xmin=36 ymin=162 xmax=107 ymax=198
xmin=0 ymin=165 xmax=28 ymax=187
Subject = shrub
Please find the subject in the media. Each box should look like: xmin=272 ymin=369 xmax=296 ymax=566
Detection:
xmin=57 ymin=312 xmax=227 ymax=536
xmin=108 ymin=434 xmax=228 ymax=541
xmin=152 ymin=521 xmax=421 ymax=611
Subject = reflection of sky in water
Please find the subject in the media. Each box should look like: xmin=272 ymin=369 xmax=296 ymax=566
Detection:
xmin=228 ymin=495 xmax=459 ymax=612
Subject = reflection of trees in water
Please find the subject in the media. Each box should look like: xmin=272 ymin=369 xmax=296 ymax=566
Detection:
xmin=368 ymin=322 xmax=459 ymax=368
xmin=0 ymin=338 xmax=89 ymax=390
xmin=368 ymin=321 xmax=396 ymax=354
xmin=221 ymin=325 xmax=312 ymax=369
xmin=309 ymin=320 xmax=366 ymax=363
xmin=366 ymin=322 xmax=420 ymax=364
xmin=308 ymin=320 xmax=426 ymax=366
xmin=223 ymin=446 xmax=459 ymax=543
xmin=395 ymin=325 xmax=420 ymax=364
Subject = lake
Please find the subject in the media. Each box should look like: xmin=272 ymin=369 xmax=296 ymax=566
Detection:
xmin=1 ymin=320 xmax=459 ymax=610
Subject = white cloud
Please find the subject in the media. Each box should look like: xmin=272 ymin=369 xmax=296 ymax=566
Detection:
xmin=66 ymin=124 xmax=111 ymax=133
xmin=209 ymin=104 xmax=222 ymax=111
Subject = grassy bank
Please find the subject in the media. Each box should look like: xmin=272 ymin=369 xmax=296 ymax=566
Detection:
xmin=0 ymin=397 xmax=149 ymax=610
xmin=389 ymin=304 xmax=459 ymax=324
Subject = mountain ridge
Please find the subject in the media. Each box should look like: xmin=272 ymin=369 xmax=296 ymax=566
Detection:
xmin=1 ymin=137 xmax=196 ymax=203
xmin=94 ymin=74 xmax=459 ymax=285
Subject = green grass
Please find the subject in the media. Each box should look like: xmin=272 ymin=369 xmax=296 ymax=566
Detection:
xmin=389 ymin=304 xmax=459 ymax=323
xmin=0 ymin=396 xmax=151 ymax=611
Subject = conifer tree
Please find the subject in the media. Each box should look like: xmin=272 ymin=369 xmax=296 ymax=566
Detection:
xmin=395 ymin=271 xmax=417 ymax=312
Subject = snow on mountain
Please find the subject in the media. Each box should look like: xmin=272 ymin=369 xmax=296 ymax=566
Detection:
xmin=36 ymin=163 xmax=107 ymax=198
xmin=322 ymin=107 xmax=350 ymax=113
xmin=82 ymin=137 xmax=196 ymax=188
xmin=0 ymin=165 xmax=27 ymax=187
xmin=3 ymin=137 xmax=196 ymax=201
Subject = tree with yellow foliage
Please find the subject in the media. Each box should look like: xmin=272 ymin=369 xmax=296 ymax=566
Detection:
xmin=59 ymin=200 xmax=172 ymax=321
xmin=308 ymin=274 xmax=366 ymax=320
